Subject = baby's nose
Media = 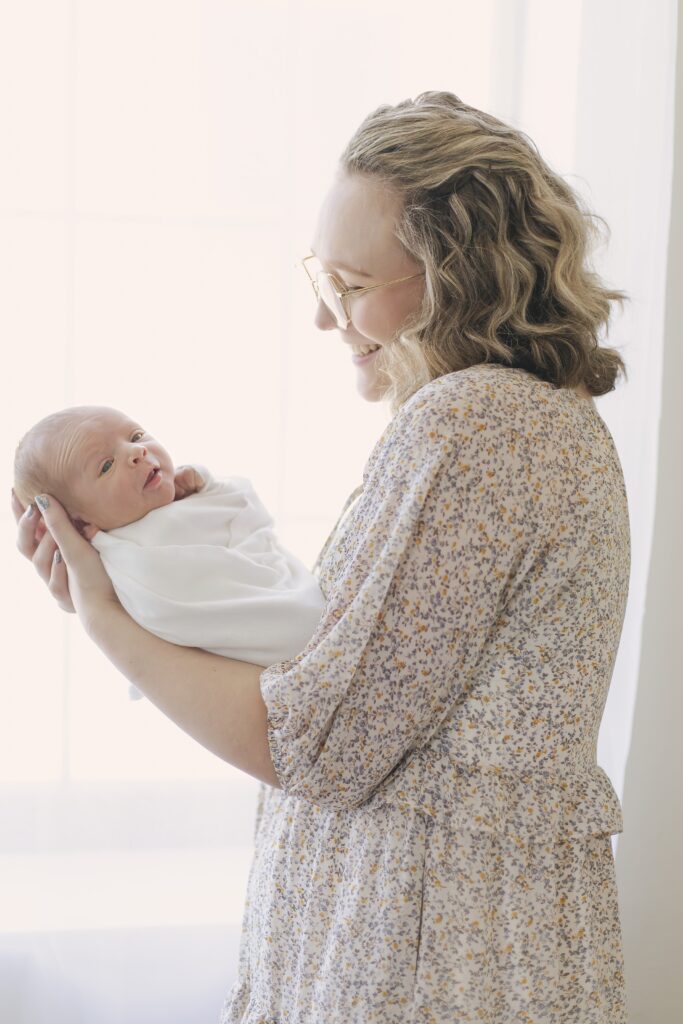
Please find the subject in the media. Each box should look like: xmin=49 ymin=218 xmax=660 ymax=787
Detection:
xmin=128 ymin=444 xmax=148 ymax=464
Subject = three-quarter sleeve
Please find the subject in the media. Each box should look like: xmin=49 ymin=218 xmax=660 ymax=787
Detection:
xmin=261 ymin=375 xmax=534 ymax=810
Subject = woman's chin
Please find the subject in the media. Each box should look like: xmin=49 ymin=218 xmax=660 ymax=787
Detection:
xmin=355 ymin=363 xmax=390 ymax=403
xmin=356 ymin=377 xmax=386 ymax=402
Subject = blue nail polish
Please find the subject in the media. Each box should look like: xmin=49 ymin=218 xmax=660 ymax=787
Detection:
xmin=35 ymin=495 xmax=49 ymax=511
xmin=26 ymin=503 xmax=35 ymax=518
xmin=54 ymin=550 xmax=62 ymax=564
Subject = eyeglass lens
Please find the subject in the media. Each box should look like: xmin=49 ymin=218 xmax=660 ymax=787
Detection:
xmin=316 ymin=272 xmax=348 ymax=328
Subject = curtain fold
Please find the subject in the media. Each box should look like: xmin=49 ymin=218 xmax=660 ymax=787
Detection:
xmin=568 ymin=0 xmax=677 ymax=855
xmin=500 ymin=0 xmax=678 ymax=858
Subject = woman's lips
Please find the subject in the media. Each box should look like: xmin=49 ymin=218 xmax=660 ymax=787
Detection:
xmin=351 ymin=346 xmax=381 ymax=366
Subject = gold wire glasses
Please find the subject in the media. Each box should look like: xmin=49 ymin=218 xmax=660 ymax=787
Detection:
xmin=300 ymin=254 xmax=423 ymax=329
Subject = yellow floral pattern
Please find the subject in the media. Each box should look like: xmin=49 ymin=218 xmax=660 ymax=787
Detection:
xmin=220 ymin=364 xmax=630 ymax=1024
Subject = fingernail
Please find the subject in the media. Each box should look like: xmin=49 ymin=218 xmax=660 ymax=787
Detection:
xmin=35 ymin=495 xmax=49 ymax=511
xmin=26 ymin=503 xmax=35 ymax=518
xmin=54 ymin=550 xmax=62 ymax=564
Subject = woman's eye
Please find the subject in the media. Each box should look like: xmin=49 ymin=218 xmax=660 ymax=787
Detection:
xmin=100 ymin=459 xmax=113 ymax=476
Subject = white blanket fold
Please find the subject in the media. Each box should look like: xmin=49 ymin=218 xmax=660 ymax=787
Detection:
xmin=91 ymin=466 xmax=325 ymax=697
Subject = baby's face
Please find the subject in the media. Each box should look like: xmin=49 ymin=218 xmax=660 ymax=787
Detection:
xmin=55 ymin=407 xmax=176 ymax=530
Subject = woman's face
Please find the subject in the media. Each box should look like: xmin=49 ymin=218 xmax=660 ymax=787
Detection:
xmin=310 ymin=170 xmax=425 ymax=402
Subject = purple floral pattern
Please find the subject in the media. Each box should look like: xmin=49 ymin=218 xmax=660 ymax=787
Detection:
xmin=220 ymin=364 xmax=630 ymax=1023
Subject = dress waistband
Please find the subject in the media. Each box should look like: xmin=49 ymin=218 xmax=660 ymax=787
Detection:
xmin=369 ymin=751 xmax=623 ymax=845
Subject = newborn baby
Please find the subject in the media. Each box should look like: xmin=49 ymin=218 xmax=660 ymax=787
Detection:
xmin=14 ymin=406 xmax=326 ymax=697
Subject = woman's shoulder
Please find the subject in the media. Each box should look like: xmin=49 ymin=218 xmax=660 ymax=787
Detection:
xmin=400 ymin=361 xmax=601 ymax=432
xmin=362 ymin=365 xmax=514 ymax=484
xmin=393 ymin=362 xmax=534 ymax=439
xmin=364 ymin=362 xmax=592 ymax=485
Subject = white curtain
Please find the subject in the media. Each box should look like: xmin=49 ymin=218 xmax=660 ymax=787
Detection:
xmin=0 ymin=1 xmax=677 ymax=1020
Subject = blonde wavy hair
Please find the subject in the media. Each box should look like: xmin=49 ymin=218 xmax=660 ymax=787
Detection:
xmin=339 ymin=90 xmax=628 ymax=413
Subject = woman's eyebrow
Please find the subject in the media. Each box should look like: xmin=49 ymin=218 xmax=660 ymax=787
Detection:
xmin=335 ymin=261 xmax=371 ymax=278
xmin=310 ymin=248 xmax=371 ymax=278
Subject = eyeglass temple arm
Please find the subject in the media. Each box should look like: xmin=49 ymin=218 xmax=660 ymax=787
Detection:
xmin=298 ymin=255 xmax=422 ymax=296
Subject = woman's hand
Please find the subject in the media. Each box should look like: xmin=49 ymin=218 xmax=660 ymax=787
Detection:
xmin=12 ymin=490 xmax=280 ymax=787
xmin=12 ymin=490 xmax=118 ymax=627
xmin=13 ymin=490 xmax=75 ymax=613
xmin=174 ymin=465 xmax=205 ymax=500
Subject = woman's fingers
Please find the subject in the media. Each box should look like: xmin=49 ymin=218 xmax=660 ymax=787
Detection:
xmin=31 ymin=495 xmax=80 ymax=613
xmin=11 ymin=489 xmax=26 ymax=524
xmin=13 ymin=490 xmax=50 ymax=553
xmin=15 ymin=501 xmax=41 ymax=560
xmin=32 ymin=527 xmax=59 ymax=586
xmin=33 ymin=494 xmax=112 ymax=620
xmin=33 ymin=494 xmax=89 ymax=564
xmin=12 ymin=490 xmax=77 ymax=613
xmin=26 ymin=510 xmax=76 ymax=611
xmin=47 ymin=547 xmax=76 ymax=614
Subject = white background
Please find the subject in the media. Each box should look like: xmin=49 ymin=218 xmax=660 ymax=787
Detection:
xmin=0 ymin=1 xmax=678 ymax=1021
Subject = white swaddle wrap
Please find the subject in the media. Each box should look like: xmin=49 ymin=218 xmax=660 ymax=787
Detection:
xmin=91 ymin=466 xmax=325 ymax=698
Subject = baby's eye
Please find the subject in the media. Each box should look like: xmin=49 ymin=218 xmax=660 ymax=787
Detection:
xmin=132 ymin=430 xmax=145 ymax=441
xmin=100 ymin=459 xmax=113 ymax=476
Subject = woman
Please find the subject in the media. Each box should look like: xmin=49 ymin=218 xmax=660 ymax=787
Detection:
xmin=13 ymin=91 xmax=630 ymax=1023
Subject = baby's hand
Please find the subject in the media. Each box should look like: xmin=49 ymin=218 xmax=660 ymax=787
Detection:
xmin=173 ymin=465 xmax=206 ymax=500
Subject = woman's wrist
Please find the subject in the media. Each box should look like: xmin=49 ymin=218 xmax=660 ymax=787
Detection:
xmin=81 ymin=595 xmax=126 ymax=644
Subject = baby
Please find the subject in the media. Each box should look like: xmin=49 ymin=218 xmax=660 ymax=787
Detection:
xmin=14 ymin=405 xmax=326 ymax=696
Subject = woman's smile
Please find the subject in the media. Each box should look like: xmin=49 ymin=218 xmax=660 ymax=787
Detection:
xmin=350 ymin=343 xmax=381 ymax=365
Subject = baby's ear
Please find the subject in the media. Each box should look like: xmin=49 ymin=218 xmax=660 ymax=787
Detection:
xmin=71 ymin=515 xmax=98 ymax=540
xmin=81 ymin=522 xmax=100 ymax=542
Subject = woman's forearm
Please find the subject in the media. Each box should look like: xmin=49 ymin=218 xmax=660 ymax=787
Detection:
xmin=86 ymin=602 xmax=282 ymax=789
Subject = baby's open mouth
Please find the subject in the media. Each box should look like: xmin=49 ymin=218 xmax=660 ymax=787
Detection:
xmin=144 ymin=467 xmax=160 ymax=488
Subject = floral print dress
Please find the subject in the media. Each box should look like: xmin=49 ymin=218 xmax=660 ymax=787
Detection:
xmin=219 ymin=363 xmax=630 ymax=1024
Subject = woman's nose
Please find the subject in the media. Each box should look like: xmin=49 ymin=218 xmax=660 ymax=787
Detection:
xmin=314 ymin=298 xmax=337 ymax=331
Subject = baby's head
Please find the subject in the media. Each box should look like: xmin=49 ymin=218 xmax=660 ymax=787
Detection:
xmin=14 ymin=406 xmax=176 ymax=531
